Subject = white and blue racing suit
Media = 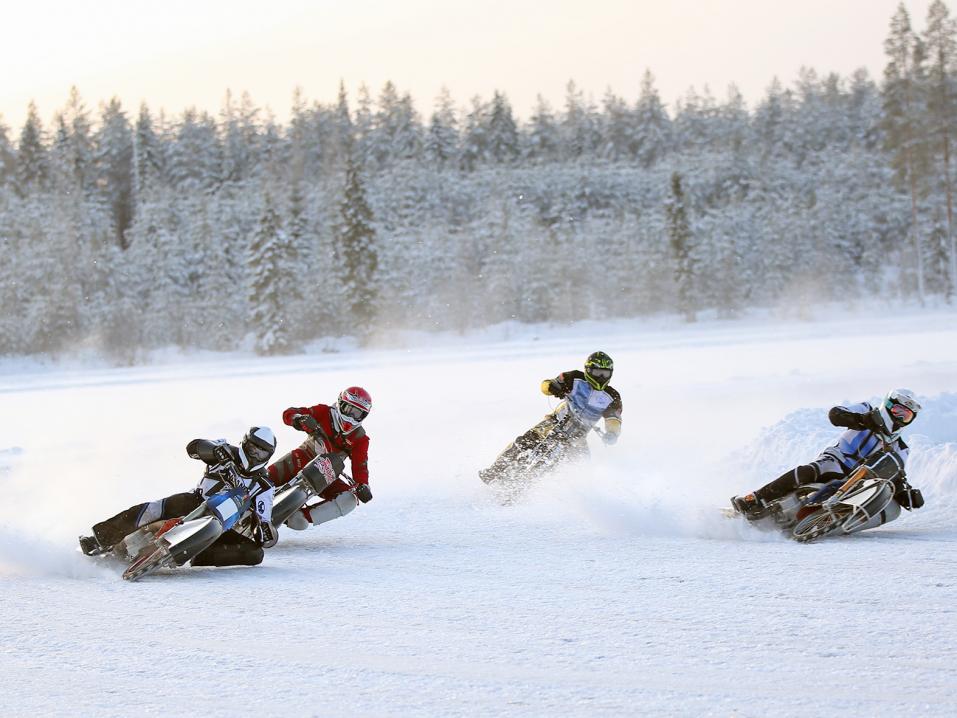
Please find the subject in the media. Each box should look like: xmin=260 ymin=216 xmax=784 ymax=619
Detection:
xmin=754 ymin=401 xmax=919 ymax=508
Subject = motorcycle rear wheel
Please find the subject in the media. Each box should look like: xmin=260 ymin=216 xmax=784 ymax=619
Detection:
xmin=122 ymin=544 xmax=171 ymax=582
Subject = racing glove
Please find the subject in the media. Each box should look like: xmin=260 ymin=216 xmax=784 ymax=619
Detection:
xmin=355 ymin=483 xmax=373 ymax=503
xmin=895 ymin=485 xmax=925 ymax=510
xmin=292 ymin=413 xmax=319 ymax=433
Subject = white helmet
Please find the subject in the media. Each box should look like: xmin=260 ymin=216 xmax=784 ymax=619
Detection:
xmin=238 ymin=426 xmax=277 ymax=471
xmin=875 ymin=389 xmax=921 ymax=438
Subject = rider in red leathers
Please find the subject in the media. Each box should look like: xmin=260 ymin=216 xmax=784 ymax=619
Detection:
xmin=268 ymin=387 xmax=373 ymax=530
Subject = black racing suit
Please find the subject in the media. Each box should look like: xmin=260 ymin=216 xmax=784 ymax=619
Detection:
xmin=91 ymin=439 xmax=275 ymax=566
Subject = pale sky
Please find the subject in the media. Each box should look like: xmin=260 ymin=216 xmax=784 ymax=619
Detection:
xmin=0 ymin=0 xmax=938 ymax=131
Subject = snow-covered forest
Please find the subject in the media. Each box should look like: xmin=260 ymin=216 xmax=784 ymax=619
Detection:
xmin=1 ymin=1 xmax=956 ymax=358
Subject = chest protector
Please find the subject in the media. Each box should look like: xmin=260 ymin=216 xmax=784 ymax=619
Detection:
xmin=556 ymin=378 xmax=613 ymax=427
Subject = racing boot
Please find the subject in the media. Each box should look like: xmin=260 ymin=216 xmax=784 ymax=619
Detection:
xmin=731 ymin=493 xmax=769 ymax=521
xmin=78 ymin=534 xmax=108 ymax=556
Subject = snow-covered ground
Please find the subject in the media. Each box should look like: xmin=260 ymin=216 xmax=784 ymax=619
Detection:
xmin=2 ymin=308 xmax=956 ymax=716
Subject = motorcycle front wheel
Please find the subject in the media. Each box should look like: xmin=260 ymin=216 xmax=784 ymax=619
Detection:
xmin=792 ymin=507 xmax=849 ymax=543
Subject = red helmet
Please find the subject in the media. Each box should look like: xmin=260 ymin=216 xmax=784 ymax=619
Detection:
xmin=332 ymin=386 xmax=372 ymax=435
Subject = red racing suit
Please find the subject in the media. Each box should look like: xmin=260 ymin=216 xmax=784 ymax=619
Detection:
xmin=267 ymin=403 xmax=370 ymax=500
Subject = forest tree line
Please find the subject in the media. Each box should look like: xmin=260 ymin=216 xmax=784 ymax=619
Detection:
xmin=0 ymin=1 xmax=955 ymax=358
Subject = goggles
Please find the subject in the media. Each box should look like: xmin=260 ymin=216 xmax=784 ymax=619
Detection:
xmin=339 ymin=399 xmax=368 ymax=422
xmin=245 ymin=442 xmax=272 ymax=465
xmin=887 ymin=401 xmax=915 ymax=426
xmin=587 ymin=367 xmax=612 ymax=381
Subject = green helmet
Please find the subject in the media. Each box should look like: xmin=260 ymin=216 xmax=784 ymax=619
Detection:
xmin=584 ymin=351 xmax=613 ymax=390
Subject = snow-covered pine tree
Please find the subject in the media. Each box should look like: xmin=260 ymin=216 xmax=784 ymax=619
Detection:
xmin=882 ymin=3 xmax=931 ymax=302
xmin=94 ymin=98 xmax=134 ymax=248
xmin=353 ymin=84 xmax=375 ymax=169
xmin=247 ymin=193 xmax=296 ymax=354
xmin=336 ymin=151 xmax=378 ymax=332
xmin=0 ymin=116 xmax=16 ymax=186
xmin=460 ymin=96 xmax=489 ymax=171
xmin=561 ymin=80 xmax=599 ymax=160
xmin=16 ymin=102 xmax=48 ymax=194
xmin=666 ymin=171 xmax=696 ymax=321
xmin=168 ymin=108 xmax=221 ymax=192
xmin=633 ymin=70 xmax=672 ymax=167
xmin=425 ymin=86 xmax=459 ymax=167
xmin=486 ymin=91 xmax=519 ymax=164
xmin=59 ymin=87 xmax=95 ymax=195
xmin=332 ymin=80 xmax=355 ymax=170
xmin=524 ymin=95 xmax=560 ymax=162
xmin=923 ymin=0 xmax=957 ymax=296
xmin=133 ymin=103 xmax=163 ymax=197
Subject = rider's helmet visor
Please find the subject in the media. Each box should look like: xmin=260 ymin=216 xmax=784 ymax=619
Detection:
xmin=888 ymin=402 xmax=915 ymax=425
xmin=587 ymin=367 xmax=612 ymax=382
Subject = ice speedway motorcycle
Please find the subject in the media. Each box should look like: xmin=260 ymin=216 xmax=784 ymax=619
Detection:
xmin=118 ymin=426 xmax=356 ymax=580
xmin=117 ymin=475 xmax=274 ymax=581
xmin=480 ymin=400 xmax=608 ymax=502
xmin=735 ymin=447 xmax=911 ymax=543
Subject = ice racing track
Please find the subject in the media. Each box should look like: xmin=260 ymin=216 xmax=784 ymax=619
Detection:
xmin=1 ymin=309 xmax=956 ymax=717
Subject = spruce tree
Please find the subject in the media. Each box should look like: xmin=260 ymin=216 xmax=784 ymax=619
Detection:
xmin=332 ymin=80 xmax=355 ymax=168
xmin=63 ymin=87 xmax=94 ymax=194
xmin=924 ymin=0 xmax=957 ymax=296
xmin=666 ymin=171 xmax=696 ymax=321
xmin=0 ymin=117 xmax=15 ymax=185
xmin=487 ymin=91 xmax=519 ymax=163
xmin=882 ymin=3 xmax=930 ymax=302
xmin=94 ymin=98 xmax=134 ymax=248
xmin=336 ymin=151 xmax=378 ymax=330
xmin=460 ymin=96 xmax=489 ymax=170
xmin=525 ymin=95 xmax=560 ymax=162
xmin=633 ymin=70 xmax=672 ymax=167
xmin=425 ymin=86 xmax=459 ymax=167
xmin=247 ymin=193 xmax=295 ymax=354
xmin=16 ymin=102 xmax=48 ymax=193
xmin=133 ymin=103 xmax=163 ymax=196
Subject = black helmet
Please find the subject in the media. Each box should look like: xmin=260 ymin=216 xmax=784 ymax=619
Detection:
xmin=239 ymin=426 xmax=277 ymax=471
xmin=584 ymin=351 xmax=614 ymax=390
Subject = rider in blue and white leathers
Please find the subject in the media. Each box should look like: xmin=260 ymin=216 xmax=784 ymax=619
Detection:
xmin=479 ymin=352 xmax=622 ymax=484
xmin=732 ymin=389 xmax=925 ymax=519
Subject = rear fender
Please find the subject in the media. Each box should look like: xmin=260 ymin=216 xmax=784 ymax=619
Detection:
xmin=839 ymin=479 xmax=897 ymax=534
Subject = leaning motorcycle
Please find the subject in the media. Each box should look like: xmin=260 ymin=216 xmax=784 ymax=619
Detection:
xmin=739 ymin=448 xmax=909 ymax=543
xmin=117 ymin=476 xmax=272 ymax=581
xmin=480 ymin=414 xmax=599 ymax=502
